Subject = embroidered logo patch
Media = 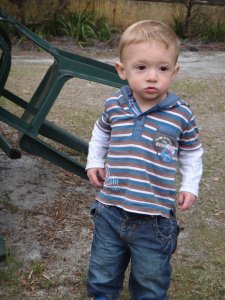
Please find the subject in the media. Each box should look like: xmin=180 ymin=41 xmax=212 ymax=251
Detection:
xmin=153 ymin=133 xmax=176 ymax=162
xmin=160 ymin=144 xmax=175 ymax=162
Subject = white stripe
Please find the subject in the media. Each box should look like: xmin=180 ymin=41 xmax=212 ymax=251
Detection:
xmin=180 ymin=143 xmax=202 ymax=151
xmin=110 ymin=143 xmax=157 ymax=154
xmin=111 ymin=122 xmax=134 ymax=127
xmin=106 ymin=96 xmax=121 ymax=102
xmin=111 ymin=133 xmax=132 ymax=137
xmin=147 ymin=116 xmax=181 ymax=130
xmin=151 ymin=182 xmax=176 ymax=192
xmin=144 ymin=124 xmax=156 ymax=131
xmin=106 ymin=105 xmax=121 ymax=112
xmin=108 ymin=155 xmax=176 ymax=171
xmin=101 ymin=203 xmax=164 ymax=215
xmin=166 ymin=110 xmax=189 ymax=122
xmin=116 ymin=175 xmax=176 ymax=192
xmin=110 ymin=113 xmax=132 ymax=121
xmin=109 ymin=166 xmax=174 ymax=180
xmin=114 ymin=185 xmax=174 ymax=202
xmin=182 ymin=127 xmax=197 ymax=134
xmin=142 ymin=134 xmax=153 ymax=142
xmin=180 ymin=136 xmax=199 ymax=142
xmin=183 ymin=106 xmax=193 ymax=115
xmin=101 ymin=191 xmax=174 ymax=208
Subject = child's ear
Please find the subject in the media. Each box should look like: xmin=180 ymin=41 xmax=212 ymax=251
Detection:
xmin=172 ymin=63 xmax=180 ymax=80
xmin=115 ymin=62 xmax=126 ymax=80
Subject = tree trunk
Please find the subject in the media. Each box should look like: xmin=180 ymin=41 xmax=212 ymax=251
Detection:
xmin=182 ymin=0 xmax=194 ymax=38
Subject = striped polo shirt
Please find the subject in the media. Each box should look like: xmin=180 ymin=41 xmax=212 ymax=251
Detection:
xmin=95 ymin=86 xmax=202 ymax=218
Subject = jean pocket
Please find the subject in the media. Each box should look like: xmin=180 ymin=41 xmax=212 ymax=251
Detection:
xmin=90 ymin=200 xmax=99 ymax=218
xmin=90 ymin=201 xmax=106 ymax=218
xmin=155 ymin=216 xmax=173 ymax=243
xmin=171 ymin=223 xmax=180 ymax=254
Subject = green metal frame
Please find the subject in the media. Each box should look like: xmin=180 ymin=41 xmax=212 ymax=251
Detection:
xmin=0 ymin=12 xmax=125 ymax=179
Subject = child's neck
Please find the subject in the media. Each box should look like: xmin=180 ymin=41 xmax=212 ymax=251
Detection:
xmin=134 ymin=93 xmax=168 ymax=113
xmin=136 ymin=96 xmax=166 ymax=113
xmin=138 ymin=101 xmax=156 ymax=113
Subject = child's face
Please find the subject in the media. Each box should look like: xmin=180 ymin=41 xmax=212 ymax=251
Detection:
xmin=115 ymin=40 xmax=179 ymax=109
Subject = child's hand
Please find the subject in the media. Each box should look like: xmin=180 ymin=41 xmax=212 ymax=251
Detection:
xmin=178 ymin=191 xmax=197 ymax=211
xmin=87 ymin=168 xmax=105 ymax=188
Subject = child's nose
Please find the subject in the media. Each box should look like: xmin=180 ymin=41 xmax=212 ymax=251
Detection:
xmin=146 ymin=69 xmax=157 ymax=81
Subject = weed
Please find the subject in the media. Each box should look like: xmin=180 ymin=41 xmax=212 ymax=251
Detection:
xmin=59 ymin=12 xmax=96 ymax=44
xmin=95 ymin=16 xmax=119 ymax=42
xmin=43 ymin=274 xmax=55 ymax=289
xmin=0 ymin=250 xmax=23 ymax=285
xmin=32 ymin=261 xmax=45 ymax=276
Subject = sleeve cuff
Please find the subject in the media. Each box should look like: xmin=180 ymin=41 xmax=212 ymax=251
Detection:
xmin=179 ymin=186 xmax=199 ymax=197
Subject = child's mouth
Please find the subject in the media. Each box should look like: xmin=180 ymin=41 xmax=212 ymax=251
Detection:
xmin=145 ymin=87 xmax=158 ymax=93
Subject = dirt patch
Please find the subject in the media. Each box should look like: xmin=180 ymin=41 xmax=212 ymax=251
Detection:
xmin=0 ymin=143 xmax=95 ymax=298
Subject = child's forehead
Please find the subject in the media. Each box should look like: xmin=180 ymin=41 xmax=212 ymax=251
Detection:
xmin=126 ymin=40 xmax=169 ymax=49
xmin=121 ymin=40 xmax=176 ymax=60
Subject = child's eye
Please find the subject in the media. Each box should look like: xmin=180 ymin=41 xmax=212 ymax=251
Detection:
xmin=137 ymin=65 xmax=146 ymax=70
xmin=160 ymin=66 xmax=168 ymax=72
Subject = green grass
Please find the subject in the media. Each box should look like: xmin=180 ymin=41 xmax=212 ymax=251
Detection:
xmin=0 ymin=96 xmax=6 ymax=106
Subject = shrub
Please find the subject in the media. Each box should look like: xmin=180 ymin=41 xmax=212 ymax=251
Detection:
xmin=95 ymin=15 xmax=119 ymax=42
xmin=59 ymin=11 xmax=96 ymax=43
xmin=59 ymin=11 xmax=119 ymax=45
xmin=172 ymin=10 xmax=225 ymax=43
xmin=201 ymin=20 xmax=225 ymax=42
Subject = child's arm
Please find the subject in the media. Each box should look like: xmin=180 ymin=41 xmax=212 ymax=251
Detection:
xmin=86 ymin=123 xmax=110 ymax=188
xmin=178 ymin=147 xmax=203 ymax=211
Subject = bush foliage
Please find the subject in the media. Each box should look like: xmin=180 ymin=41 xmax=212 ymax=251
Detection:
xmin=1 ymin=11 xmax=119 ymax=46
xmin=172 ymin=8 xmax=225 ymax=42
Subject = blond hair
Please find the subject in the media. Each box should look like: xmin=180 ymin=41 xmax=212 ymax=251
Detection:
xmin=119 ymin=20 xmax=180 ymax=62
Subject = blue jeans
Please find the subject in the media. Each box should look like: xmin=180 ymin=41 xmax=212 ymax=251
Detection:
xmin=87 ymin=201 xmax=179 ymax=300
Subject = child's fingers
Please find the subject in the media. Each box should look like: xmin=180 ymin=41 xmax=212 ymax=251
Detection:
xmin=97 ymin=169 xmax=105 ymax=180
xmin=178 ymin=192 xmax=196 ymax=211
xmin=87 ymin=168 xmax=104 ymax=188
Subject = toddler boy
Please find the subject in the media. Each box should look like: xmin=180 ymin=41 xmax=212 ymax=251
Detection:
xmin=86 ymin=20 xmax=203 ymax=300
